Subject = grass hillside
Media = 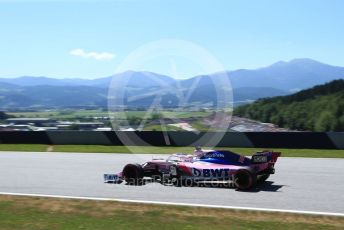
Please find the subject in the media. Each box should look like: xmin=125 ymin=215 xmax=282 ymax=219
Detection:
xmin=234 ymin=79 xmax=344 ymax=131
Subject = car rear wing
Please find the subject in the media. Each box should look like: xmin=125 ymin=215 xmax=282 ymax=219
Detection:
xmin=270 ymin=151 xmax=281 ymax=163
xmin=251 ymin=150 xmax=281 ymax=164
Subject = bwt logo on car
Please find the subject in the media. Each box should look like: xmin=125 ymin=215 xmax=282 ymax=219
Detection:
xmin=192 ymin=168 xmax=230 ymax=177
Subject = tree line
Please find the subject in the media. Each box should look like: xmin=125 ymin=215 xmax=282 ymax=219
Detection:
xmin=234 ymin=79 xmax=344 ymax=131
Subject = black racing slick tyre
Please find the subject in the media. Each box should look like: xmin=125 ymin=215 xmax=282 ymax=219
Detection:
xmin=233 ymin=169 xmax=257 ymax=190
xmin=122 ymin=163 xmax=144 ymax=185
xmin=257 ymin=174 xmax=270 ymax=183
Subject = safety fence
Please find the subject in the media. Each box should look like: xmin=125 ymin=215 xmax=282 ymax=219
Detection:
xmin=0 ymin=131 xmax=343 ymax=149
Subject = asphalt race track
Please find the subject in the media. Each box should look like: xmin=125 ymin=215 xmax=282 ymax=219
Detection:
xmin=0 ymin=152 xmax=343 ymax=214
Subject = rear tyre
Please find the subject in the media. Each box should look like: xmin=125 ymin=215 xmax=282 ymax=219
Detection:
xmin=122 ymin=163 xmax=144 ymax=185
xmin=257 ymin=174 xmax=270 ymax=183
xmin=233 ymin=169 xmax=257 ymax=190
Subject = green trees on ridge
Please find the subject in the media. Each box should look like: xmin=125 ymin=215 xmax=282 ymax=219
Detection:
xmin=234 ymin=79 xmax=344 ymax=131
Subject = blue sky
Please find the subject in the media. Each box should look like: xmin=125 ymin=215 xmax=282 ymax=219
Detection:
xmin=0 ymin=0 xmax=343 ymax=79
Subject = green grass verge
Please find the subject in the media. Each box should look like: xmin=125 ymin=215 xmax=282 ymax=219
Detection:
xmin=0 ymin=195 xmax=343 ymax=230
xmin=0 ymin=144 xmax=48 ymax=152
xmin=143 ymin=124 xmax=184 ymax=131
xmin=0 ymin=144 xmax=343 ymax=158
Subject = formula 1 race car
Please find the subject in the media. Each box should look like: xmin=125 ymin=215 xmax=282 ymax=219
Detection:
xmin=104 ymin=149 xmax=281 ymax=190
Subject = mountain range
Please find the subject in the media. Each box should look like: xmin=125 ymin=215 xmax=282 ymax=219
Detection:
xmin=0 ymin=58 xmax=343 ymax=109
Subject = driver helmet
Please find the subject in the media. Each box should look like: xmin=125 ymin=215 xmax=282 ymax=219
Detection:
xmin=194 ymin=146 xmax=204 ymax=157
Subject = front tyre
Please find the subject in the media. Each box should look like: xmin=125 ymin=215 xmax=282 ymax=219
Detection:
xmin=122 ymin=163 xmax=144 ymax=185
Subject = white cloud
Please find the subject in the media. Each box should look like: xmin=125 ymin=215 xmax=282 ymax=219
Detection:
xmin=69 ymin=48 xmax=115 ymax=61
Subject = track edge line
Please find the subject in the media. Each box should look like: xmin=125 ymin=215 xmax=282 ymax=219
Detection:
xmin=0 ymin=192 xmax=343 ymax=217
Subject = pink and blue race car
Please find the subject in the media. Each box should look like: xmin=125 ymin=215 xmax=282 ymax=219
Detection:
xmin=104 ymin=149 xmax=281 ymax=190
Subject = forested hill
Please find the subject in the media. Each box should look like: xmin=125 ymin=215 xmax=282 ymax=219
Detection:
xmin=233 ymin=79 xmax=344 ymax=131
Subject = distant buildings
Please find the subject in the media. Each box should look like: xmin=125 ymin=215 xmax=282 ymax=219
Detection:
xmin=6 ymin=118 xmax=56 ymax=126
xmin=0 ymin=114 xmax=293 ymax=132
xmin=2 ymin=118 xmax=107 ymax=131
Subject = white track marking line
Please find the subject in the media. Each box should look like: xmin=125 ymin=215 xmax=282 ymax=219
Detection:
xmin=0 ymin=192 xmax=343 ymax=217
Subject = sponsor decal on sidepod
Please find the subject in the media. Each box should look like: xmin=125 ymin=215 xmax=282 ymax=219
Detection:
xmin=192 ymin=168 xmax=230 ymax=178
